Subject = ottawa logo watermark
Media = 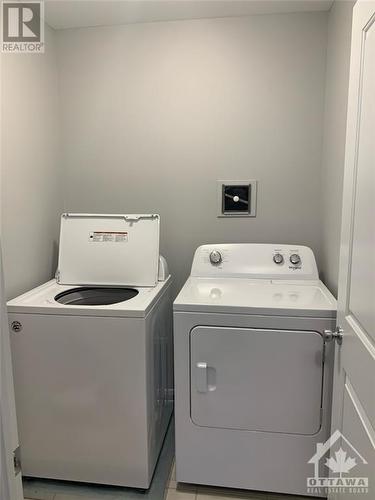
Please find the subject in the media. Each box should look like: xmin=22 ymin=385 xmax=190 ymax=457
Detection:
xmin=1 ymin=1 xmax=44 ymax=53
xmin=307 ymin=430 xmax=369 ymax=495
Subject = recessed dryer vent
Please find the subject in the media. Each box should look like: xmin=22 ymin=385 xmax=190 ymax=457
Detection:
xmin=217 ymin=180 xmax=257 ymax=217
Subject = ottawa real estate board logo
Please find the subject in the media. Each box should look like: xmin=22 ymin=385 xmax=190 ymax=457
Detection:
xmin=307 ymin=430 xmax=369 ymax=496
xmin=1 ymin=1 xmax=44 ymax=53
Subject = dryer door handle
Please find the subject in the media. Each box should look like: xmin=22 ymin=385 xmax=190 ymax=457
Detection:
xmin=196 ymin=362 xmax=208 ymax=393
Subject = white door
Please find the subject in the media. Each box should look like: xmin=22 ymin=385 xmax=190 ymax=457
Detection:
xmin=190 ymin=326 xmax=324 ymax=434
xmin=0 ymin=242 xmax=24 ymax=500
xmin=329 ymin=1 xmax=375 ymax=499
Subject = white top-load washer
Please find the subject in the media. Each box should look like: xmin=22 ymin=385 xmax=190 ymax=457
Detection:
xmin=7 ymin=213 xmax=173 ymax=488
xmin=173 ymin=244 xmax=336 ymax=497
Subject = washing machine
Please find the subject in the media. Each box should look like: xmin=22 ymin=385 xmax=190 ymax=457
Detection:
xmin=173 ymin=244 xmax=337 ymax=497
xmin=7 ymin=213 xmax=173 ymax=488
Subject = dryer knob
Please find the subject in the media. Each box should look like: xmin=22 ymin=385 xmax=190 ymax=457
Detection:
xmin=209 ymin=250 xmax=222 ymax=265
xmin=273 ymin=253 xmax=284 ymax=265
xmin=290 ymin=254 xmax=301 ymax=266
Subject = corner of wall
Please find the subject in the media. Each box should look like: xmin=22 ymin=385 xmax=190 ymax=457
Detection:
xmin=319 ymin=0 xmax=355 ymax=297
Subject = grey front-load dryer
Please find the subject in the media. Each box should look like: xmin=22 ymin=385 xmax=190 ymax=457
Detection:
xmin=173 ymin=244 xmax=337 ymax=498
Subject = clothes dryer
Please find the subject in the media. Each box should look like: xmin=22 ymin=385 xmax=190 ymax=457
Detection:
xmin=174 ymin=244 xmax=336 ymax=497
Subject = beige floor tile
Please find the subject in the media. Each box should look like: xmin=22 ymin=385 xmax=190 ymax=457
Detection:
xmin=196 ymin=487 xmax=268 ymax=499
xmin=168 ymin=462 xmax=177 ymax=488
xmin=268 ymin=495 xmax=311 ymax=500
xmin=168 ymin=479 xmax=177 ymax=489
xmin=196 ymin=493 xmax=267 ymax=500
xmin=176 ymin=483 xmax=198 ymax=493
xmin=54 ymin=495 xmax=121 ymax=500
xmin=171 ymin=463 xmax=176 ymax=481
xmin=166 ymin=489 xmax=197 ymax=500
xmin=23 ymin=494 xmax=55 ymax=500
xmin=54 ymin=496 xmax=98 ymax=500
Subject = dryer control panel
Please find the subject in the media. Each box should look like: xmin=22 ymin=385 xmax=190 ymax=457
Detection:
xmin=191 ymin=244 xmax=318 ymax=281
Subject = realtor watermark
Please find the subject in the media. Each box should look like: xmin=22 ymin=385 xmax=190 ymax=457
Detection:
xmin=307 ymin=430 xmax=369 ymax=495
xmin=1 ymin=1 xmax=44 ymax=53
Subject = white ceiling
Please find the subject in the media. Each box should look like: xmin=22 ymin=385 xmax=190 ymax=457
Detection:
xmin=45 ymin=0 xmax=334 ymax=30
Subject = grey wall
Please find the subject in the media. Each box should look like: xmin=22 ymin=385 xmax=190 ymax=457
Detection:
xmin=1 ymin=26 xmax=63 ymax=299
xmin=57 ymin=12 xmax=328 ymax=294
xmin=320 ymin=1 xmax=354 ymax=296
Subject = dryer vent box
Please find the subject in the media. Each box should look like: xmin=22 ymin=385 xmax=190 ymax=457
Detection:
xmin=217 ymin=180 xmax=257 ymax=217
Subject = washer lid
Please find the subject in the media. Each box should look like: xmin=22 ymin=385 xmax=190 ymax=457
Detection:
xmin=57 ymin=213 xmax=160 ymax=287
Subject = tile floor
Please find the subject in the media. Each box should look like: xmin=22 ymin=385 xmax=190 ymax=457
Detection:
xmin=23 ymin=419 xmax=175 ymax=500
xmin=24 ymin=460 xmax=315 ymax=500
xmin=165 ymin=462 xmax=313 ymax=500
xmin=23 ymin=423 xmax=312 ymax=500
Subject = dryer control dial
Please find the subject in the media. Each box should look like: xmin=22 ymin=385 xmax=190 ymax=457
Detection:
xmin=290 ymin=254 xmax=301 ymax=266
xmin=209 ymin=250 xmax=222 ymax=265
xmin=273 ymin=253 xmax=284 ymax=265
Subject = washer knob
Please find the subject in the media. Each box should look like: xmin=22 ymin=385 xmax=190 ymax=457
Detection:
xmin=290 ymin=254 xmax=301 ymax=266
xmin=209 ymin=250 xmax=222 ymax=265
xmin=273 ymin=253 xmax=284 ymax=265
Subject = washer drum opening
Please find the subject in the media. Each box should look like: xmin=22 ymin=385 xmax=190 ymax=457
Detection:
xmin=54 ymin=287 xmax=139 ymax=306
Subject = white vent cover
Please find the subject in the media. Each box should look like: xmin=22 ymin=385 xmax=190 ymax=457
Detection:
xmin=57 ymin=213 xmax=160 ymax=287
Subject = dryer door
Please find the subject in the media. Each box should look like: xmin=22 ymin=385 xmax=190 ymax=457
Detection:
xmin=190 ymin=326 xmax=324 ymax=435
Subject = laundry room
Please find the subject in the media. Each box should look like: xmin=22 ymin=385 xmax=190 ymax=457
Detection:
xmin=1 ymin=2 xmax=374 ymax=500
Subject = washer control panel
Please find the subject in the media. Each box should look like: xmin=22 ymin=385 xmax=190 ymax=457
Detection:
xmin=191 ymin=244 xmax=318 ymax=280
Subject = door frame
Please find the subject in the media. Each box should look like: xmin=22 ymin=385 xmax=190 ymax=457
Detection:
xmin=331 ymin=0 xmax=375 ymax=435
xmin=0 ymin=46 xmax=24 ymax=500
xmin=329 ymin=1 xmax=375 ymax=498
xmin=0 ymin=243 xmax=24 ymax=499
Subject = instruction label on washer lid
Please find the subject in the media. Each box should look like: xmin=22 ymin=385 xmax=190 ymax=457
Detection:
xmin=89 ymin=231 xmax=128 ymax=243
